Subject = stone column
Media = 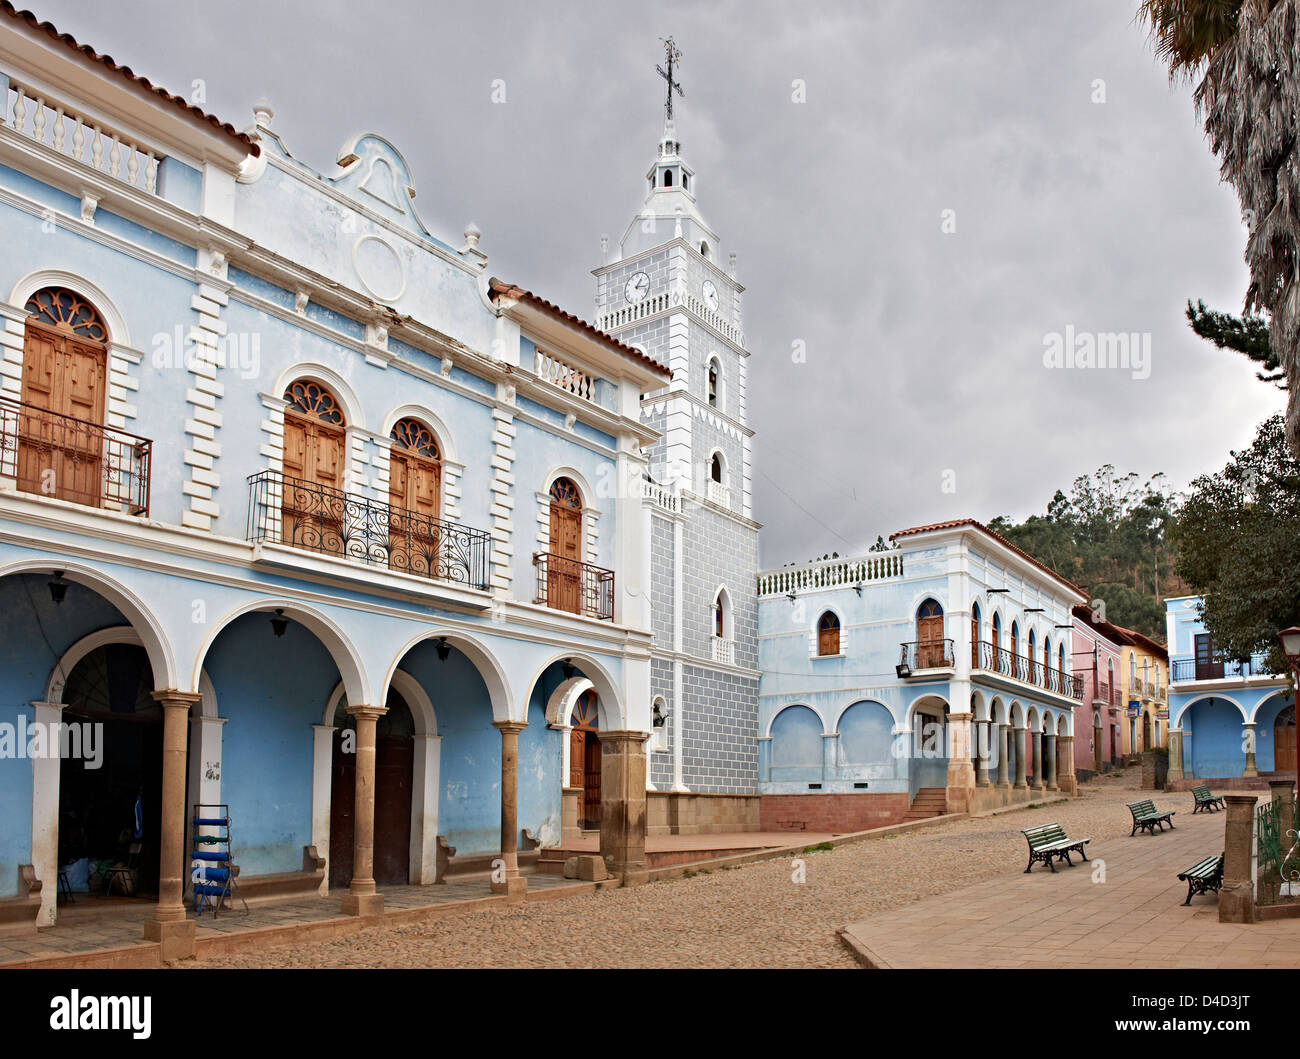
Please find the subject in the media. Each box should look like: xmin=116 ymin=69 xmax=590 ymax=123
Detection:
xmin=1013 ymin=725 xmax=1027 ymax=788
xmin=143 ymin=691 xmax=201 ymax=960
xmin=1044 ymin=734 xmax=1058 ymax=791
xmin=1243 ymin=723 xmax=1259 ymax=778
xmin=1058 ymin=735 xmax=1077 ymax=796
xmin=491 ymin=720 xmax=528 ymax=899
xmin=945 ymin=711 xmax=976 ymax=814
xmin=30 ymin=701 xmax=64 ymax=927
xmin=1031 ymin=730 xmax=1043 ymax=789
xmin=821 ymin=731 xmax=838 ymax=782
xmin=1168 ymin=729 xmax=1184 ymax=781
xmin=599 ymin=730 xmax=650 ymax=886
xmin=996 ymin=725 xmax=1010 ymax=787
xmin=1220 ymin=794 xmax=1258 ymax=923
xmin=974 ymin=721 xmax=990 ymax=787
xmin=341 ymin=703 xmax=387 ymax=916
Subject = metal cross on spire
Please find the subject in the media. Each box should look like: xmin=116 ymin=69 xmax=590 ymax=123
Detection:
xmin=656 ymin=37 xmax=684 ymax=123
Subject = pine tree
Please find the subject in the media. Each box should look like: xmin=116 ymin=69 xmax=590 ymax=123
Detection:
xmin=1186 ymin=299 xmax=1284 ymax=387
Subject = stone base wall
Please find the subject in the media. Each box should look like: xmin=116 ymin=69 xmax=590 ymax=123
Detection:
xmin=758 ymin=793 xmax=909 ymax=834
xmin=1165 ymin=774 xmax=1289 ymax=793
xmin=967 ymin=784 xmax=1063 ymax=814
xmin=647 ymin=791 xmax=760 ymax=836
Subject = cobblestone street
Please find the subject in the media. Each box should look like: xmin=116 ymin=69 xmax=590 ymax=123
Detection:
xmin=196 ymin=768 xmax=1229 ymax=969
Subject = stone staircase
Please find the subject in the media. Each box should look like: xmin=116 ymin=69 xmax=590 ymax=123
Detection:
xmin=904 ymin=788 xmax=948 ymax=821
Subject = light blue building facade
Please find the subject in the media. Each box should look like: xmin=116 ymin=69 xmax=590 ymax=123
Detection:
xmin=756 ymin=520 xmax=1087 ymax=831
xmin=0 ymin=8 xmax=672 ymax=951
xmin=1165 ymin=595 xmax=1294 ymax=783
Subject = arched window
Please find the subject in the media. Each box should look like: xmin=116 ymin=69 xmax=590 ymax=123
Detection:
xmin=713 ymin=588 xmax=733 ymax=645
xmin=1058 ymin=643 xmax=1065 ymax=674
xmin=682 ymin=173 xmax=689 ymax=191
xmin=699 ymin=240 xmax=710 ymax=258
xmin=19 ymin=287 xmax=111 ymax=507
xmin=387 ymin=417 xmax=443 ymax=576
xmin=992 ymin=612 xmax=1002 ymax=651
xmin=970 ymin=602 xmax=981 ymax=668
xmin=707 ymin=362 xmax=719 ymax=407
xmin=281 ymin=379 xmax=348 ymax=553
xmin=710 ymin=452 xmax=724 ymax=483
xmin=664 ymin=169 xmax=674 ymax=187
xmin=546 ymin=477 xmax=584 ymax=614
xmin=1043 ymin=636 xmax=1052 ymax=677
xmin=817 ymin=611 xmax=840 ymax=656
xmin=1130 ymin=651 xmax=1137 ymax=685
xmin=916 ymin=599 xmax=945 ymax=667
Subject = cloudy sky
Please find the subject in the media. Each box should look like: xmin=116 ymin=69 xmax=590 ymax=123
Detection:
xmin=37 ymin=0 xmax=1284 ymax=567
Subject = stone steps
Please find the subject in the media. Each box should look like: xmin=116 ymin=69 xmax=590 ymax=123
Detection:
xmin=904 ymin=787 xmax=948 ymax=820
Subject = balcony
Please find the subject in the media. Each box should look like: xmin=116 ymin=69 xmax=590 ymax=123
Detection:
xmin=899 ymin=639 xmax=955 ymax=673
xmin=0 ymin=397 xmax=151 ymax=516
xmin=1170 ymin=652 xmax=1276 ymax=683
xmin=706 ymin=479 xmax=731 ymax=509
xmin=973 ymin=640 xmax=1084 ymax=700
xmin=533 ymin=551 xmax=615 ymax=621
xmin=247 ymin=470 xmax=491 ymax=588
xmin=711 ymin=637 xmax=736 ymax=665
xmin=1095 ymin=681 xmax=1122 ymax=708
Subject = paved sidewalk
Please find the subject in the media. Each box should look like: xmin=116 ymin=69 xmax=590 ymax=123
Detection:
xmin=840 ymin=801 xmax=1300 ymax=968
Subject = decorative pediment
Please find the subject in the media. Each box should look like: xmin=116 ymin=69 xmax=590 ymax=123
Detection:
xmin=331 ymin=133 xmax=432 ymax=239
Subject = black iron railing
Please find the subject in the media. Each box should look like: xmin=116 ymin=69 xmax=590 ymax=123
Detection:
xmin=899 ymin=638 xmax=955 ymax=670
xmin=0 ymin=396 xmax=151 ymax=515
xmin=974 ymin=640 xmax=1083 ymax=700
xmin=247 ymin=469 xmax=490 ymax=589
xmin=1170 ymin=653 xmax=1274 ymax=682
xmin=533 ymin=551 xmax=614 ymax=621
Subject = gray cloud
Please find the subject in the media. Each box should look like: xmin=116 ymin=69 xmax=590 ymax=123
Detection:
xmin=37 ymin=0 xmax=1282 ymax=565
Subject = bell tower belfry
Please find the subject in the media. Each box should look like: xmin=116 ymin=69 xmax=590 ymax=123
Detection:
xmin=591 ymin=37 xmax=760 ymax=799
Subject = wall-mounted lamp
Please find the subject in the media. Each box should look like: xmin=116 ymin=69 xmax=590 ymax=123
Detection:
xmin=561 ymin=658 xmax=576 ymax=681
xmin=1024 ymin=607 xmax=1045 ymax=613
xmin=853 ymin=583 xmax=863 ymax=596
xmin=48 ymin=571 xmax=68 ymax=605
xmin=986 ymin=588 xmax=1010 ymax=594
xmin=896 ymin=661 xmax=912 ymax=679
xmin=269 ymin=608 xmax=288 ymax=638
xmin=786 ymin=592 xmax=797 ymax=603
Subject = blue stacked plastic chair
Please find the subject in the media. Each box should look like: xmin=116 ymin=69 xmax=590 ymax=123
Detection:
xmin=190 ymin=804 xmax=248 ymax=918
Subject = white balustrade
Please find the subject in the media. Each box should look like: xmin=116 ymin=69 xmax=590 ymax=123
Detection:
xmin=757 ymin=553 xmax=905 ymax=596
xmin=535 ymin=348 xmax=595 ymax=403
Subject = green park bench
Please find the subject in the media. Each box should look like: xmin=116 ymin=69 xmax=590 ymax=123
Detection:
xmin=1128 ymin=799 xmax=1175 ymax=836
xmin=1177 ymin=852 xmax=1225 ymax=905
xmin=1022 ymin=823 xmax=1090 ymax=874
xmin=1191 ymin=785 xmax=1226 ymax=813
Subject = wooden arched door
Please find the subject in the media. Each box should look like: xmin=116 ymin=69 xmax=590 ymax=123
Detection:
xmin=1275 ymin=705 xmax=1296 ymax=772
xmin=569 ymin=690 xmax=601 ymax=830
xmin=388 ymin=417 xmax=442 ymax=577
xmin=548 ymin=477 xmax=583 ymax=614
xmin=916 ymin=599 xmax=944 ymax=668
xmin=329 ymin=689 xmax=415 ymax=888
xmin=19 ymin=287 xmax=109 ymax=506
xmin=282 ymin=381 xmax=347 ymax=555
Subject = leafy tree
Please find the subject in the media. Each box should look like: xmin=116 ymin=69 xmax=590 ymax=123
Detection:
xmin=1168 ymin=413 xmax=1300 ymax=676
xmin=1139 ymin=0 xmax=1300 ymax=453
xmin=990 ymin=466 xmax=1182 ymax=640
xmin=1186 ymin=299 xmax=1284 ymax=386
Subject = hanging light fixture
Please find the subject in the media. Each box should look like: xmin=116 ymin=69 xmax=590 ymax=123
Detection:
xmin=561 ymin=658 xmax=576 ymax=681
xmin=435 ymin=636 xmax=451 ymax=661
xmin=269 ymin=608 xmax=288 ymax=638
xmin=48 ymin=571 xmax=68 ymax=605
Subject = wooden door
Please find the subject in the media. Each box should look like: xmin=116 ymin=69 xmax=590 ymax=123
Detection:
xmin=373 ymin=736 xmax=413 ymax=886
xmin=328 ymin=731 xmax=356 ymax=889
xmin=388 ymin=419 xmax=442 ymax=576
xmin=1275 ymin=706 xmax=1296 ymax=772
xmin=18 ymin=318 xmax=107 ymax=505
xmin=583 ymin=736 xmax=602 ymax=829
xmin=548 ymin=478 xmax=583 ymax=614
xmin=282 ymin=382 xmax=346 ymax=555
xmin=818 ymin=613 xmax=840 ymax=656
xmin=1194 ymin=634 xmax=1223 ymax=680
xmin=917 ymin=614 xmax=944 ymax=668
xmin=569 ymin=728 xmax=586 ymax=789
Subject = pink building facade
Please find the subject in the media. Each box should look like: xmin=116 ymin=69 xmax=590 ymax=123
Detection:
xmin=1071 ymin=604 xmax=1125 ymax=779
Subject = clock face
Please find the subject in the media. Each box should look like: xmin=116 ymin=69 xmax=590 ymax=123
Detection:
xmin=702 ymin=280 xmax=720 ymax=312
xmin=624 ymin=272 xmax=650 ymax=304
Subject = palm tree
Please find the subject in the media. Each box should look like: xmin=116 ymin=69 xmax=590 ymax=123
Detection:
xmin=1138 ymin=0 xmax=1300 ymax=455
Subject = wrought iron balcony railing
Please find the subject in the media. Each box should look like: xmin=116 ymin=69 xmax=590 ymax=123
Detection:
xmin=973 ymin=640 xmax=1083 ymax=700
xmin=533 ymin=551 xmax=615 ymax=621
xmin=900 ymin=638 xmax=955 ymax=671
xmin=1170 ymin=652 xmax=1276 ymax=683
xmin=0 ymin=396 xmax=151 ymax=515
xmin=247 ymin=470 xmax=491 ymax=589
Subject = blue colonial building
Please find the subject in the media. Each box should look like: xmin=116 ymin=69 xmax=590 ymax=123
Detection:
xmin=756 ymin=519 xmax=1087 ymax=832
xmin=1165 ymin=595 xmax=1294 ymax=785
xmin=0 ymin=5 xmax=685 ymax=956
